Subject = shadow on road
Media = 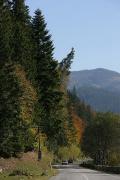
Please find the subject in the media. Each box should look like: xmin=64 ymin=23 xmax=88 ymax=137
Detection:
xmin=66 ymin=171 xmax=110 ymax=176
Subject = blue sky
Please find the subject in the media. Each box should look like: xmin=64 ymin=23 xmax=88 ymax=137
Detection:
xmin=26 ymin=0 xmax=120 ymax=72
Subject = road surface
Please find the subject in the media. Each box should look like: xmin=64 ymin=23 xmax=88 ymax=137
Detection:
xmin=50 ymin=166 xmax=120 ymax=180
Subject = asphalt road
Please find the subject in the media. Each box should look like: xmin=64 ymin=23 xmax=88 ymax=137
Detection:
xmin=50 ymin=167 xmax=120 ymax=180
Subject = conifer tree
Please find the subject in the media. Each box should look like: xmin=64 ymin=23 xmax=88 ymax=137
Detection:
xmin=12 ymin=0 xmax=34 ymax=78
xmin=32 ymin=9 xmax=66 ymax=150
xmin=59 ymin=48 xmax=75 ymax=91
xmin=0 ymin=62 xmax=37 ymax=157
xmin=59 ymin=48 xmax=75 ymax=75
xmin=0 ymin=62 xmax=23 ymax=157
xmin=0 ymin=0 xmax=13 ymax=66
xmin=58 ymin=49 xmax=76 ymax=146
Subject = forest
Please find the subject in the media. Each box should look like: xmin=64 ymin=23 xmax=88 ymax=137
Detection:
xmin=0 ymin=0 xmax=120 ymax=175
xmin=0 ymin=0 xmax=88 ymax=158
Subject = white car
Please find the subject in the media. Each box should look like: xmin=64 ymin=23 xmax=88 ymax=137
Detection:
xmin=62 ymin=160 xmax=68 ymax=165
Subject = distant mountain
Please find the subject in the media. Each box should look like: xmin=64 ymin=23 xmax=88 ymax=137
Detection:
xmin=68 ymin=68 xmax=120 ymax=113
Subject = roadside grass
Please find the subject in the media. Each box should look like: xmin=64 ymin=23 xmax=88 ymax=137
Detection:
xmin=0 ymin=152 xmax=57 ymax=180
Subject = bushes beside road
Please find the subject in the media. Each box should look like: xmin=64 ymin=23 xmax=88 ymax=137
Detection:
xmin=81 ymin=163 xmax=120 ymax=174
xmin=0 ymin=152 xmax=56 ymax=180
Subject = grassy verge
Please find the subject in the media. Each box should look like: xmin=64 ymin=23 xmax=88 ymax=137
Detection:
xmin=0 ymin=152 xmax=57 ymax=180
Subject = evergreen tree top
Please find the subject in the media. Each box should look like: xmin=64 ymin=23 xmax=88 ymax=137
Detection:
xmin=32 ymin=8 xmax=54 ymax=57
xmin=32 ymin=9 xmax=47 ymax=32
xmin=12 ymin=0 xmax=30 ymax=22
xmin=59 ymin=48 xmax=75 ymax=75
xmin=34 ymin=9 xmax=42 ymax=16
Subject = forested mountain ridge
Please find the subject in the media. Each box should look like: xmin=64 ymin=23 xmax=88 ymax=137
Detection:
xmin=69 ymin=68 xmax=120 ymax=92
xmin=76 ymin=86 xmax=120 ymax=113
xmin=68 ymin=68 xmax=120 ymax=113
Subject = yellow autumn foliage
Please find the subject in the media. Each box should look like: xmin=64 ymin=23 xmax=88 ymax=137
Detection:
xmin=71 ymin=111 xmax=85 ymax=143
xmin=14 ymin=64 xmax=37 ymax=124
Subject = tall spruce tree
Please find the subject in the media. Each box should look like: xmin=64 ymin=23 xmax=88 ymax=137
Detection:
xmin=32 ymin=9 xmax=65 ymax=151
xmin=12 ymin=0 xmax=34 ymax=78
xmin=0 ymin=0 xmax=13 ymax=66
xmin=58 ymin=49 xmax=77 ymax=146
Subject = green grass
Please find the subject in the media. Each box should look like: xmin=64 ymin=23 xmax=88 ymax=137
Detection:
xmin=0 ymin=152 xmax=57 ymax=180
xmin=0 ymin=170 xmax=56 ymax=180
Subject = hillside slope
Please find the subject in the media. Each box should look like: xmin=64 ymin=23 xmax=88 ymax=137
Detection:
xmin=69 ymin=68 xmax=120 ymax=113
xmin=69 ymin=68 xmax=120 ymax=92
